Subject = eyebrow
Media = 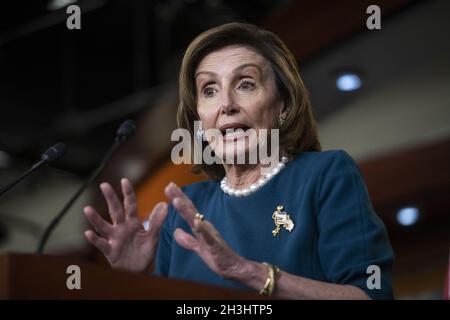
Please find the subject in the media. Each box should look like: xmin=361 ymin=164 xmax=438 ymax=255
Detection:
xmin=195 ymin=63 xmax=263 ymax=78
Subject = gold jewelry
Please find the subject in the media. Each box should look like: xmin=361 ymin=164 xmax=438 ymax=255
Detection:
xmin=272 ymin=205 xmax=295 ymax=236
xmin=195 ymin=212 xmax=204 ymax=221
xmin=258 ymin=262 xmax=280 ymax=296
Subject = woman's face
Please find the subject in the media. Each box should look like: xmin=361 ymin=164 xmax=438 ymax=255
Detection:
xmin=195 ymin=45 xmax=282 ymax=163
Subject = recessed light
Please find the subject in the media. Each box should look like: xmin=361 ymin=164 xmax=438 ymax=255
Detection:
xmin=336 ymin=73 xmax=362 ymax=92
xmin=396 ymin=207 xmax=420 ymax=226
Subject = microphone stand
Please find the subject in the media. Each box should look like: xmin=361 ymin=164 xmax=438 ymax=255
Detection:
xmin=0 ymin=143 xmax=67 ymax=199
xmin=0 ymin=159 xmax=47 ymax=198
xmin=36 ymin=140 xmax=120 ymax=255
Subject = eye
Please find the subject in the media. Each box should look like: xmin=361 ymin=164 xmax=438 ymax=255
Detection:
xmin=202 ymin=86 xmax=216 ymax=97
xmin=238 ymin=80 xmax=256 ymax=91
xmin=201 ymin=82 xmax=217 ymax=98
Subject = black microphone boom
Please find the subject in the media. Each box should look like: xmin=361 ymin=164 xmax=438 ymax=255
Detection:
xmin=0 ymin=143 xmax=67 ymax=198
xmin=36 ymin=119 xmax=136 ymax=254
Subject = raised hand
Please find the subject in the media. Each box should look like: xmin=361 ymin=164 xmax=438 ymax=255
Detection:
xmin=84 ymin=178 xmax=168 ymax=273
xmin=164 ymin=182 xmax=246 ymax=279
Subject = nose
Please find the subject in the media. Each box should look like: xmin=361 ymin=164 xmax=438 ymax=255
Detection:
xmin=219 ymin=90 xmax=239 ymax=115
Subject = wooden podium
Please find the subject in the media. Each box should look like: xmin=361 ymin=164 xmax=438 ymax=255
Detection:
xmin=0 ymin=254 xmax=263 ymax=299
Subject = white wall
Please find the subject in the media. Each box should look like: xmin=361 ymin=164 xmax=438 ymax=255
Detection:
xmin=0 ymin=167 xmax=88 ymax=254
xmin=319 ymin=50 xmax=450 ymax=161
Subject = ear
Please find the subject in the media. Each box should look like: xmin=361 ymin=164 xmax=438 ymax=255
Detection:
xmin=279 ymin=100 xmax=289 ymax=117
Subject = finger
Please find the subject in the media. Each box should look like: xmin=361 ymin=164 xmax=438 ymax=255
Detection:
xmin=173 ymin=197 xmax=198 ymax=228
xmin=84 ymin=230 xmax=111 ymax=255
xmin=174 ymin=228 xmax=198 ymax=251
xmin=192 ymin=220 xmax=218 ymax=247
xmin=164 ymin=182 xmax=191 ymax=201
xmin=83 ymin=206 xmax=113 ymax=237
xmin=100 ymin=182 xmax=125 ymax=224
xmin=147 ymin=202 xmax=168 ymax=237
xmin=164 ymin=183 xmax=196 ymax=227
xmin=121 ymin=178 xmax=137 ymax=218
xmin=164 ymin=181 xmax=180 ymax=199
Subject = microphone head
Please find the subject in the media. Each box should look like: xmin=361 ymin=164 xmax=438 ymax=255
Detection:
xmin=41 ymin=143 xmax=67 ymax=164
xmin=116 ymin=119 xmax=136 ymax=143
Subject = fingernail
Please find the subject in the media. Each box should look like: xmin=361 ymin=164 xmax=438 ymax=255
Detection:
xmin=167 ymin=182 xmax=175 ymax=192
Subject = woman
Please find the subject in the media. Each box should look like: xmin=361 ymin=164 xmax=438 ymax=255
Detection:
xmin=84 ymin=22 xmax=394 ymax=299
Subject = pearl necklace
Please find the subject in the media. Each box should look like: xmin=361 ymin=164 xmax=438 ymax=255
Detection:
xmin=220 ymin=156 xmax=288 ymax=197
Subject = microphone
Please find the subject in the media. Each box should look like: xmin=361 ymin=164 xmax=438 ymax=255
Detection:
xmin=0 ymin=143 xmax=67 ymax=198
xmin=116 ymin=119 xmax=136 ymax=143
xmin=36 ymin=119 xmax=136 ymax=254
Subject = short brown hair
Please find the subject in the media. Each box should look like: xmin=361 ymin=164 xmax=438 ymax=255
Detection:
xmin=177 ymin=22 xmax=321 ymax=180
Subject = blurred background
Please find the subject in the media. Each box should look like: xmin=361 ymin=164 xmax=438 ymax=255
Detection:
xmin=0 ymin=0 xmax=449 ymax=299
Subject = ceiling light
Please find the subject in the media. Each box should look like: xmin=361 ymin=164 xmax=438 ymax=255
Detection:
xmin=396 ymin=207 xmax=420 ymax=226
xmin=336 ymin=73 xmax=362 ymax=91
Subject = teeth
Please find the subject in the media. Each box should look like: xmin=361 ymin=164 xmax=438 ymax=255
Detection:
xmin=224 ymin=131 xmax=246 ymax=138
xmin=221 ymin=127 xmax=249 ymax=138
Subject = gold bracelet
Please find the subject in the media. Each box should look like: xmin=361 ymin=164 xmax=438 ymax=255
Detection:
xmin=258 ymin=262 xmax=280 ymax=296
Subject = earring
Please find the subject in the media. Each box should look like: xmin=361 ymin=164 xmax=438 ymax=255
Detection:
xmin=278 ymin=114 xmax=287 ymax=126
xmin=196 ymin=127 xmax=205 ymax=142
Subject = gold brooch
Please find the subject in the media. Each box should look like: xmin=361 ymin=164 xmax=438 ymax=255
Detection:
xmin=272 ymin=205 xmax=294 ymax=236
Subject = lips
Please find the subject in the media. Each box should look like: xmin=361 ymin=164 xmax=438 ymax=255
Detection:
xmin=219 ymin=123 xmax=250 ymax=135
xmin=218 ymin=123 xmax=251 ymax=141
